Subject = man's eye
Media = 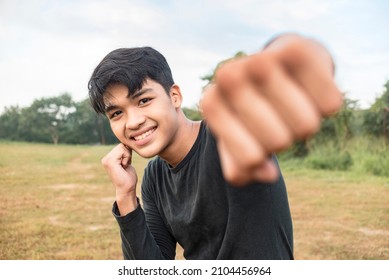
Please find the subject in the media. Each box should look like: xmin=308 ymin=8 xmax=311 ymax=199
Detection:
xmin=110 ymin=110 xmax=122 ymax=119
xmin=139 ymin=98 xmax=151 ymax=106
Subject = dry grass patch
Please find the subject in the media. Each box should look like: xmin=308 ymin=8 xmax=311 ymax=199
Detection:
xmin=0 ymin=142 xmax=387 ymax=259
xmin=285 ymin=170 xmax=389 ymax=259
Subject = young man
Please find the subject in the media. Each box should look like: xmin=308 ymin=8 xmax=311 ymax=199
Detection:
xmin=88 ymin=34 xmax=342 ymax=260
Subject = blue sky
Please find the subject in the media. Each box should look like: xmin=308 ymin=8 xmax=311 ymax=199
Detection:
xmin=0 ymin=0 xmax=388 ymax=112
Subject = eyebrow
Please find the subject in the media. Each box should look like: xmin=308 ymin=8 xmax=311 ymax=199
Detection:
xmin=104 ymin=104 xmax=119 ymax=114
xmin=104 ymin=87 xmax=153 ymax=113
xmin=131 ymin=87 xmax=153 ymax=100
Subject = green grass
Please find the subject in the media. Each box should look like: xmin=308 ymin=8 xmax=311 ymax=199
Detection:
xmin=0 ymin=141 xmax=388 ymax=259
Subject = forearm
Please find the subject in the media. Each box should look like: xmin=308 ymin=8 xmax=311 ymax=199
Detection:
xmin=116 ymin=190 xmax=138 ymax=216
xmin=113 ymin=201 xmax=175 ymax=260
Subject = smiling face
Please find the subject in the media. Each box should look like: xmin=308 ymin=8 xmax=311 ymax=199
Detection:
xmin=104 ymin=79 xmax=183 ymax=159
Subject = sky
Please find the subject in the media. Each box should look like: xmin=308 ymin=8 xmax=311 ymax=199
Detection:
xmin=0 ymin=0 xmax=388 ymax=113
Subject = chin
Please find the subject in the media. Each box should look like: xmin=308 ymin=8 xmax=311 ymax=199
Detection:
xmin=133 ymin=147 xmax=160 ymax=159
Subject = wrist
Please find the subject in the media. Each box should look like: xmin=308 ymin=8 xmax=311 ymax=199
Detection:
xmin=116 ymin=191 xmax=138 ymax=216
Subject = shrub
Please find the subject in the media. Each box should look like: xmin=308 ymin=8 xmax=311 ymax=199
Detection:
xmin=363 ymin=155 xmax=389 ymax=177
xmin=306 ymin=151 xmax=353 ymax=171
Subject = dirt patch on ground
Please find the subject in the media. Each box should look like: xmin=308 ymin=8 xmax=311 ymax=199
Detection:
xmin=70 ymin=152 xmax=90 ymax=164
xmin=88 ymin=225 xmax=108 ymax=231
xmin=100 ymin=197 xmax=114 ymax=203
xmin=358 ymin=227 xmax=389 ymax=236
xmin=48 ymin=183 xmax=98 ymax=190
xmin=48 ymin=216 xmax=62 ymax=226
xmin=49 ymin=184 xmax=80 ymax=190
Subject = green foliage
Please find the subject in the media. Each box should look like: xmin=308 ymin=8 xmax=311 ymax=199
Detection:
xmin=278 ymin=140 xmax=309 ymax=159
xmin=363 ymin=155 xmax=389 ymax=177
xmin=306 ymin=151 xmax=353 ymax=171
xmin=23 ymin=93 xmax=75 ymax=144
xmin=182 ymin=106 xmax=202 ymax=121
xmin=0 ymin=95 xmax=117 ymax=145
xmin=362 ymin=80 xmax=389 ymax=138
xmin=61 ymin=99 xmax=117 ymax=145
xmin=0 ymin=106 xmax=22 ymax=140
xmin=1 ymin=60 xmax=389 ymax=150
xmin=313 ymin=94 xmax=358 ymax=147
xmin=280 ymin=136 xmax=388 ymax=177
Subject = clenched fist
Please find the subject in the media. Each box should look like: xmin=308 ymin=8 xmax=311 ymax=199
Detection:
xmin=101 ymin=143 xmax=138 ymax=215
xmin=201 ymin=34 xmax=343 ymax=186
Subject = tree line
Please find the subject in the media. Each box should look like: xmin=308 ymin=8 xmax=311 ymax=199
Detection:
xmin=0 ymin=50 xmax=388 ymax=147
xmin=0 ymin=93 xmax=204 ymax=145
xmin=0 ymin=94 xmax=116 ymax=145
xmin=1 ymin=79 xmax=388 ymax=146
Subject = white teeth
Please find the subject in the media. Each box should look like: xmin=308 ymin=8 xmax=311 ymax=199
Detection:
xmin=134 ymin=129 xmax=154 ymax=141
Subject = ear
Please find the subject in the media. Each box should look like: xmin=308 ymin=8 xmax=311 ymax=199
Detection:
xmin=169 ymin=84 xmax=183 ymax=109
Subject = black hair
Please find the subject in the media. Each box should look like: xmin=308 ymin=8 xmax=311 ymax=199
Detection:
xmin=88 ymin=47 xmax=174 ymax=114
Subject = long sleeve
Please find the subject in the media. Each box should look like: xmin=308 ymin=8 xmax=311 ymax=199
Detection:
xmin=112 ymin=196 xmax=177 ymax=259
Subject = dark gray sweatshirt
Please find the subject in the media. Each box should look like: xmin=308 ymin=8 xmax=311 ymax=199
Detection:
xmin=113 ymin=121 xmax=293 ymax=259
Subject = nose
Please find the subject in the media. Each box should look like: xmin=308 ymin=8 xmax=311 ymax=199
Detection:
xmin=125 ymin=108 xmax=146 ymax=130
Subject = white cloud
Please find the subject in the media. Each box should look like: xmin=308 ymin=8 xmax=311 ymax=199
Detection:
xmin=222 ymin=0 xmax=331 ymax=31
xmin=0 ymin=0 xmax=388 ymax=112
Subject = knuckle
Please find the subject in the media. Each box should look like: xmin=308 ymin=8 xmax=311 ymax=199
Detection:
xmin=101 ymin=156 xmax=108 ymax=167
xmin=200 ymin=89 xmax=215 ymax=117
xmin=246 ymin=53 xmax=274 ymax=84
xmin=240 ymin=149 xmax=266 ymax=171
xmin=215 ymin=60 xmax=245 ymax=92
xmin=322 ymin=92 xmax=344 ymax=116
xmin=219 ymin=152 xmax=247 ymax=186
xmin=241 ymin=160 xmax=257 ymax=172
xmin=280 ymin=36 xmax=308 ymax=60
xmin=267 ymin=131 xmax=293 ymax=152
xmin=223 ymin=168 xmax=246 ymax=187
xmin=295 ymin=115 xmax=321 ymax=139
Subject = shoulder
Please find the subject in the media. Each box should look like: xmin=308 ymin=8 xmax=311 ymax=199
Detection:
xmin=199 ymin=120 xmax=216 ymax=145
xmin=144 ymin=157 xmax=165 ymax=180
xmin=141 ymin=157 xmax=165 ymax=199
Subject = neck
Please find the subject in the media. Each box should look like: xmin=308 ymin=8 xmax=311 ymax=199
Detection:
xmin=159 ymin=114 xmax=201 ymax=167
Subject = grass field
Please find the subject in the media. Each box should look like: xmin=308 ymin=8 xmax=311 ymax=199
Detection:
xmin=0 ymin=142 xmax=388 ymax=259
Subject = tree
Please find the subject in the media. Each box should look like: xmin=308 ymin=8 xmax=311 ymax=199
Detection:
xmin=0 ymin=94 xmax=119 ymax=145
xmin=18 ymin=93 xmax=75 ymax=144
xmin=60 ymin=98 xmax=118 ymax=145
xmin=309 ymin=94 xmax=358 ymax=149
xmin=183 ymin=106 xmax=202 ymax=121
xmin=363 ymin=80 xmax=389 ymax=140
xmin=0 ymin=106 xmax=22 ymax=140
xmin=61 ymin=99 xmax=99 ymax=144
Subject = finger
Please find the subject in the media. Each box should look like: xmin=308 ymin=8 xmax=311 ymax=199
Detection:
xmin=120 ymin=144 xmax=132 ymax=168
xmin=215 ymin=60 xmax=293 ymax=153
xmin=252 ymin=158 xmax=279 ymax=182
xmin=267 ymin=37 xmax=343 ymax=116
xmin=218 ymin=140 xmax=279 ymax=185
xmin=216 ymin=140 xmax=251 ymax=186
xmin=247 ymin=57 xmax=321 ymax=139
xmin=201 ymin=85 xmax=266 ymax=173
xmin=102 ymin=144 xmax=123 ymax=169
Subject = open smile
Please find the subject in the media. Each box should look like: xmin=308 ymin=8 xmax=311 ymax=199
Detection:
xmin=131 ymin=127 xmax=157 ymax=143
